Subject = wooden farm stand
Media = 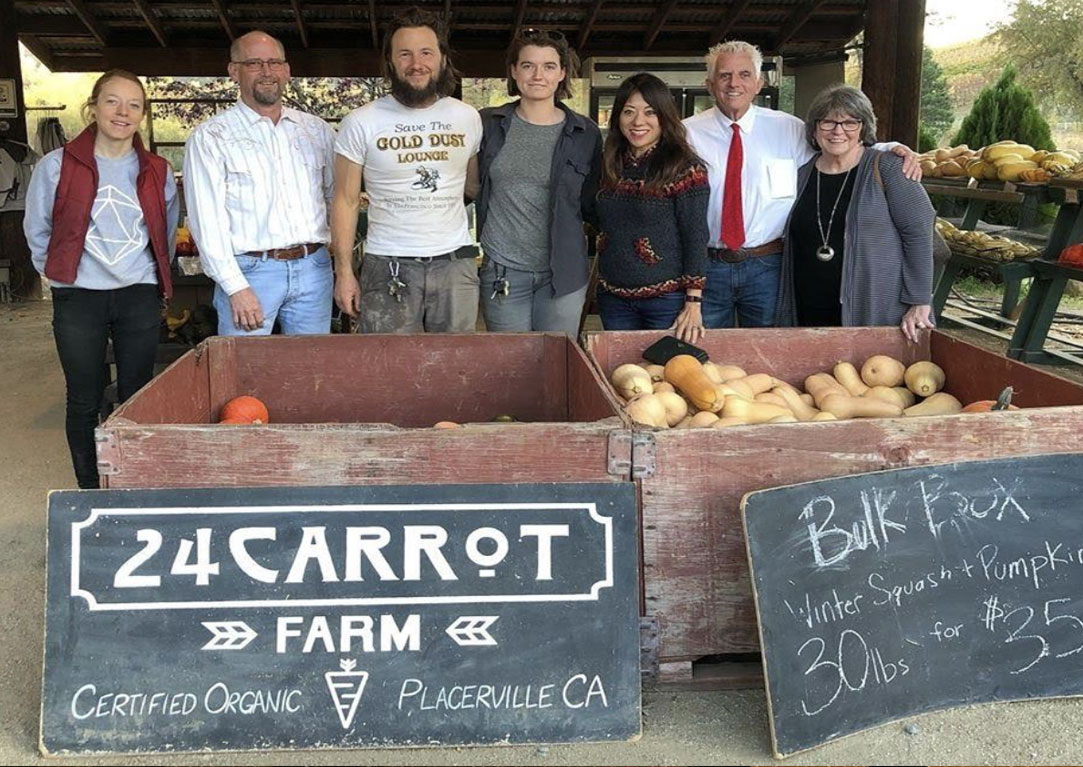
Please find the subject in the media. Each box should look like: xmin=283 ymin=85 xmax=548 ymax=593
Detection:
xmin=584 ymin=327 xmax=1083 ymax=683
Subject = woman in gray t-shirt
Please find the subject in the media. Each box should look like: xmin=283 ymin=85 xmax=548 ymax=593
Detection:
xmin=475 ymin=29 xmax=602 ymax=336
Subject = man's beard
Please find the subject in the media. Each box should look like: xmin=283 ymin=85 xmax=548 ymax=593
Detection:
xmin=390 ymin=67 xmax=443 ymax=107
xmin=251 ymin=80 xmax=283 ymax=106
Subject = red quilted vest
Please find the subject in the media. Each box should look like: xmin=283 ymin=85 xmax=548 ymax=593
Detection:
xmin=44 ymin=125 xmax=173 ymax=298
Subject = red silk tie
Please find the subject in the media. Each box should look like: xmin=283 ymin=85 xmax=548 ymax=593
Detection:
xmin=722 ymin=122 xmax=745 ymax=251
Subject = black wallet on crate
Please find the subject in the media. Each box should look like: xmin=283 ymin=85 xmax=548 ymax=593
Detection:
xmin=641 ymin=335 xmax=710 ymax=365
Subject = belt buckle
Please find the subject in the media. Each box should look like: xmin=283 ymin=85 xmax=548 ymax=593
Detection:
xmin=722 ymin=248 xmax=746 ymax=264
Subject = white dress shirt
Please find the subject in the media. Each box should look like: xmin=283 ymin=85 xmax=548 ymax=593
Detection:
xmin=684 ymin=104 xmax=812 ymax=250
xmin=183 ymin=101 xmax=335 ymax=296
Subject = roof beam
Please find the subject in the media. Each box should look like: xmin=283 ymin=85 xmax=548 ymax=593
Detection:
xmin=289 ymin=0 xmax=308 ymax=47
xmin=775 ymin=0 xmax=829 ymax=49
xmin=368 ymin=0 xmax=378 ymax=48
xmin=643 ymin=0 xmax=678 ymax=50
xmin=18 ymin=34 xmax=58 ymax=70
xmin=15 ymin=15 xmax=90 ymax=36
xmin=209 ymin=0 xmax=235 ymax=41
xmin=131 ymin=0 xmax=168 ymax=47
xmin=709 ymin=0 xmax=753 ymax=45
xmin=511 ymin=0 xmax=528 ymax=39
xmin=577 ymin=0 xmax=605 ymax=49
xmin=62 ymin=0 xmax=108 ymax=46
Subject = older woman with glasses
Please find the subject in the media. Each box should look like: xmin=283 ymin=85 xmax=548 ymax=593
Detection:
xmin=775 ymin=84 xmax=934 ymax=342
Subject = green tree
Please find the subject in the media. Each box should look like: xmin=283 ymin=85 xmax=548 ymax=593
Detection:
xmin=996 ymin=0 xmax=1083 ymax=117
xmin=921 ymin=46 xmax=954 ymax=141
xmin=952 ymin=64 xmax=1054 ymax=151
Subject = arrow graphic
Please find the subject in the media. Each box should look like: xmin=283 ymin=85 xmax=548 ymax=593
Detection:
xmin=445 ymin=616 xmax=499 ymax=646
xmin=200 ymin=621 xmax=258 ymax=650
xmin=326 ymin=659 xmax=369 ymax=729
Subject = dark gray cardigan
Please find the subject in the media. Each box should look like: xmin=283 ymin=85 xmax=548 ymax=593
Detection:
xmin=775 ymin=148 xmax=935 ymax=327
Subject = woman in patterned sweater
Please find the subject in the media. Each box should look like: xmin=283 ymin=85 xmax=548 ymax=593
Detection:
xmin=596 ymin=72 xmax=710 ymax=342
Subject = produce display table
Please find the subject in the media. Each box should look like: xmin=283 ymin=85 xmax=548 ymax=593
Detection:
xmin=1008 ymin=258 xmax=1083 ymax=363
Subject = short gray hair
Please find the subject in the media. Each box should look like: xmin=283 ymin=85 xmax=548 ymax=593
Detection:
xmin=705 ymin=40 xmax=763 ymax=79
xmin=804 ymin=84 xmax=878 ymax=149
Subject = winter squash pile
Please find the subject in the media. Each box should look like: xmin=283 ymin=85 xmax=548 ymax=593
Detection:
xmin=613 ymin=353 xmax=1020 ymax=429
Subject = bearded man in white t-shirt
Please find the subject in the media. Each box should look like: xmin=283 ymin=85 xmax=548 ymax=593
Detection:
xmin=332 ymin=7 xmax=482 ymax=333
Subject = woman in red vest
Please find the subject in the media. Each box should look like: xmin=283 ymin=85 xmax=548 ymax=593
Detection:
xmin=24 ymin=70 xmax=179 ymax=488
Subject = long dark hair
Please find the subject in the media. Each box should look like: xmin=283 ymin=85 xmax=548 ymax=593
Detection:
xmin=381 ymin=6 xmax=460 ymax=98
xmin=602 ymin=72 xmax=699 ymax=192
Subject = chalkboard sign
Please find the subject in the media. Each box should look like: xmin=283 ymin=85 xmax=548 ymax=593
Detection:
xmin=41 ymin=483 xmax=640 ymax=755
xmin=743 ymin=453 xmax=1083 ymax=757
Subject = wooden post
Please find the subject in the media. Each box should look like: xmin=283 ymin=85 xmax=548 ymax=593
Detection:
xmin=0 ymin=0 xmax=40 ymax=299
xmin=892 ymin=0 xmax=926 ymax=148
xmin=861 ymin=0 xmax=898 ymax=143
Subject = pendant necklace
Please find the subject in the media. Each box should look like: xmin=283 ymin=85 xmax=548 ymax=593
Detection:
xmin=815 ymin=164 xmax=854 ymax=262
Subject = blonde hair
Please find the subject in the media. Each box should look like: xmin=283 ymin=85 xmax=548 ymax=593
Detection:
xmin=81 ymin=69 xmax=147 ymax=125
xmin=705 ymin=40 xmax=763 ymax=79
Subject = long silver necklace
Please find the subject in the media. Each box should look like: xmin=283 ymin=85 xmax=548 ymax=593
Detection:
xmin=815 ymin=165 xmax=854 ymax=262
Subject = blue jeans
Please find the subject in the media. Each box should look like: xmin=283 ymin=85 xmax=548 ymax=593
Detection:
xmin=479 ymin=258 xmax=587 ymax=337
xmin=214 ymin=247 xmax=334 ymax=336
xmin=597 ymin=290 xmax=684 ymax=331
xmin=702 ymin=253 xmax=782 ymax=328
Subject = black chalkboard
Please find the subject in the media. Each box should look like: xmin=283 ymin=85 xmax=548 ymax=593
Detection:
xmin=742 ymin=453 xmax=1083 ymax=757
xmin=41 ymin=483 xmax=640 ymax=755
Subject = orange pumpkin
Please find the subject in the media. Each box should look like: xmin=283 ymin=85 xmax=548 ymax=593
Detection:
xmin=218 ymin=417 xmax=252 ymax=425
xmin=219 ymin=395 xmax=269 ymax=424
xmin=960 ymin=400 xmax=1020 ymax=413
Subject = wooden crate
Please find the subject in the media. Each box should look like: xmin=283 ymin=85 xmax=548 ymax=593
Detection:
xmin=98 ymin=334 xmax=629 ymax=489
xmin=585 ymin=327 xmax=1083 ymax=667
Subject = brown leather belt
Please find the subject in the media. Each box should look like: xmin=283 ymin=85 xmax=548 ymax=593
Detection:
xmin=243 ymin=242 xmax=325 ymax=260
xmin=708 ymin=238 xmax=783 ymax=264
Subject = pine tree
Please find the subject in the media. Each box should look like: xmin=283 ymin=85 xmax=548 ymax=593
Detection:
xmin=952 ymin=65 xmax=1054 ymax=151
xmin=920 ymin=47 xmax=954 ymax=141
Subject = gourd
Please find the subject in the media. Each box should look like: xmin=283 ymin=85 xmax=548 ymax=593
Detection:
xmin=219 ymin=395 xmax=270 ymax=424
xmin=820 ymin=394 xmax=903 ymax=420
xmin=754 ymin=391 xmax=791 ymax=410
xmin=904 ymin=361 xmax=946 ymax=397
xmin=612 ymin=364 xmax=653 ymax=400
xmin=714 ymin=364 xmax=748 ymax=382
xmin=652 ymin=381 xmax=676 ymax=394
xmin=721 ymin=396 xmax=792 ymax=424
xmin=772 ymin=386 xmax=820 ymax=421
xmin=804 ymin=373 xmax=848 ymax=408
xmin=644 ymin=364 xmax=666 ymax=383
xmin=711 ymin=416 xmax=748 ymax=428
xmin=664 ymin=354 xmax=720 ymax=411
xmin=701 ymin=362 xmax=724 ymax=384
xmin=811 ymin=411 xmax=838 ymax=421
xmin=655 ymin=391 xmax=689 ymax=427
xmin=833 ymin=361 xmax=869 ymax=396
xmin=960 ymin=400 xmax=1019 ymax=413
xmin=893 ymin=386 xmax=917 ymax=408
xmin=863 ymin=385 xmax=908 ymax=409
xmin=433 ymin=421 xmax=461 ymax=429
xmin=860 ymin=355 xmax=906 ymax=388
xmin=736 ymin=373 xmax=777 ymax=395
xmin=903 ymin=392 xmax=963 ymax=417
xmin=625 ymin=394 xmax=669 ymax=428
xmin=689 ymin=411 xmax=721 ymax=428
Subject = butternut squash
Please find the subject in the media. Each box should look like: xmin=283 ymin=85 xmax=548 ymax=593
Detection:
xmin=655 ymin=391 xmax=689 ymax=427
xmin=701 ymin=362 xmax=724 ymax=384
xmin=755 ymin=391 xmax=791 ymax=410
xmin=768 ymin=414 xmax=798 ymax=424
xmin=800 ymin=393 xmax=816 ymax=407
xmin=736 ymin=373 xmax=776 ymax=395
xmin=893 ymin=386 xmax=917 ymax=408
xmin=625 ymin=393 xmax=669 ymax=428
xmin=904 ymin=361 xmax=946 ymax=397
xmin=644 ymin=364 xmax=666 ymax=383
xmin=772 ymin=386 xmax=820 ymax=421
xmin=674 ymin=415 xmax=694 ymax=429
xmin=714 ymin=364 xmax=748 ymax=382
xmin=689 ymin=410 xmax=720 ymax=428
xmin=723 ymin=378 xmax=756 ymax=400
xmin=804 ymin=373 xmax=848 ymax=408
xmin=863 ymin=385 xmax=907 ymax=409
xmin=711 ymin=416 xmax=749 ymax=428
xmin=612 ymin=363 xmax=653 ymax=400
xmin=664 ymin=354 xmax=719 ymax=411
xmin=820 ymin=393 xmax=903 ymax=420
xmin=833 ymin=361 xmax=869 ymax=396
xmin=722 ymin=396 xmax=793 ymax=424
xmin=903 ymin=392 xmax=963 ymax=417
xmin=811 ymin=411 xmax=838 ymax=421
xmin=652 ymin=381 xmax=676 ymax=394
xmin=860 ymin=355 xmax=906 ymax=388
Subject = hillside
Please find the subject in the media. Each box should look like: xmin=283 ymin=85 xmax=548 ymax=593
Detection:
xmin=931 ymin=37 xmax=1001 ymax=121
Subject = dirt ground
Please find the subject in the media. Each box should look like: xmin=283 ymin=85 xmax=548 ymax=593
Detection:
xmin=4 ymin=299 xmax=1083 ymax=767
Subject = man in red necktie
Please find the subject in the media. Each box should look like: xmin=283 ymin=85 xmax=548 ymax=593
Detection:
xmin=684 ymin=41 xmax=919 ymax=328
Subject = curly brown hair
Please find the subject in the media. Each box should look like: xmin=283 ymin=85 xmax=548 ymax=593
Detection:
xmin=381 ymin=6 xmax=460 ymax=98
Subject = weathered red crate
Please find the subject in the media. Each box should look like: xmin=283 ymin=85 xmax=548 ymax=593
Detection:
xmin=99 ymin=334 xmax=629 ymax=489
xmin=585 ymin=327 xmax=1083 ymax=668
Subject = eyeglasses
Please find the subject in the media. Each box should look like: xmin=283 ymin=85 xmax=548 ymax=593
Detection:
xmin=817 ymin=119 xmax=862 ymax=133
xmin=521 ymin=27 xmax=566 ymax=42
xmin=232 ymin=58 xmax=288 ymax=72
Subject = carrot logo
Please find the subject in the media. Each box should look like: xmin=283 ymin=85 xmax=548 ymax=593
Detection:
xmin=325 ymin=658 xmax=369 ymax=729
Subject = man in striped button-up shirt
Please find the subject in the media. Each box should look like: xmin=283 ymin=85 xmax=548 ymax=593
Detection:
xmin=184 ymin=31 xmax=336 ymax=336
